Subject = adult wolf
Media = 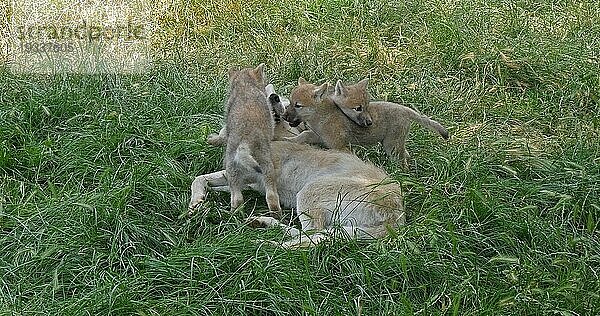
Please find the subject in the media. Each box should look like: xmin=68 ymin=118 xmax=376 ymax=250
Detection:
xmin=189 ymin=140 xmax=405 ymax=248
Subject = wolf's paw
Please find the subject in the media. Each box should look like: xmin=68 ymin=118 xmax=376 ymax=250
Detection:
xmin=187 ymin=197 xmax=205 ymax=216
xmin=246 ymin=215 xmax=280 ymax=228
xmin=207 ymin=134 xmax=225 ymax=146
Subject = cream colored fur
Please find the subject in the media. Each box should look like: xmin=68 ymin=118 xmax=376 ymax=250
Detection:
xmin=189 ymin=141 xmax=404 ymax=248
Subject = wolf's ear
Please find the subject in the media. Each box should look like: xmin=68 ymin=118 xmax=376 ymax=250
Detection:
xmin=265 ymin=83 xmax=275 ymax=96
xmin=228 ymin=67 xmax=237 ymax=79
xmin=313 ymin=83 xmax=328 ymax=102
xmin=357 ymin=78 xmax=369 ymax=89
xmin=298 ymin=77 xmax=308 ymax=85
xmin=334 ymin=80 xmax=348 ymax=97
xmin=253 ymin=63 xmax=266 ymax=81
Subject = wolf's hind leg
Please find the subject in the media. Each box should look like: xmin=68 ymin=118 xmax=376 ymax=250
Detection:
xmin=246 ymin=216 xmax=301 ymax=237
xmin=262 ymin=161 xmax=282 ymax=218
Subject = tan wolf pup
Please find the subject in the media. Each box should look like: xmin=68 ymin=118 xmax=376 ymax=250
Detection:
xmin=188 ymin=140 xmax=405 ymax=248
xmin=223 ymin=64 xmax=281 ymax=216
xmin=284 ymin=78 xmax=449 ymax=168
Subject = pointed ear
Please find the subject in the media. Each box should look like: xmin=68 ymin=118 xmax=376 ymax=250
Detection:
xmin=298 ymin=77 xmax=308 ymax=85
xmin=357 ymin=78 xmax=369 ymax=89
xmin=334 ymin=80 xmax=347 ymax=97
xmin=228 ymin=67 xmax=237 ymax=79
xmin=313 ymin=83 xmax=328 ymax=102
xmin=253 ymin=63 xmax=265 ymax=81
xmin=265 ymin=83 xmax=275 ymax=96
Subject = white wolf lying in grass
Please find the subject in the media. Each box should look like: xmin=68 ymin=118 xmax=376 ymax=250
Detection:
xmin=189 ymin=141 xmax=405 ymax=248
xmin=190 ymin=88 xmax=405 ymax=248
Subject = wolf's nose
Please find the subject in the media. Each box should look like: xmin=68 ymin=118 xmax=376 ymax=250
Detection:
xmin=366 ymin=119 xmax=373 ymax=126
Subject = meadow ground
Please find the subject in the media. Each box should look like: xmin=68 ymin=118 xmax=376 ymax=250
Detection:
xmin=1 ymin=0 xmax=599 ymax=314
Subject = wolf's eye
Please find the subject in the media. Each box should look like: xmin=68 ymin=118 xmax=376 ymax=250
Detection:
xmin=355 ymin=106 xmax=363 ymax=112
xmin=294 ymin=102 xmax=302 ymax=108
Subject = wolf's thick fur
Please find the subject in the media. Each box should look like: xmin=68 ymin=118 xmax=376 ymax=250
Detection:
xmin=207 ymin=84 xmax=299 ymax=147
xmin=284 ymin=78 xmax=449 ymax=168
xmin=329 ymin=79 xmax=372 ymax=127
xmin=189 ymin=141 xmax=405 ymax=248
xmin=224 ymin=64 xmax=281 ymax=216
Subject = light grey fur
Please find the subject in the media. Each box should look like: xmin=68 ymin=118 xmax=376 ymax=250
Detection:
xmin=208 ymin=84 xmax=300 ymax=146
xmin=223 ymin=64 xmax=281 ymax=216
xmin=189 ymin=141 xmax=405 ymax=248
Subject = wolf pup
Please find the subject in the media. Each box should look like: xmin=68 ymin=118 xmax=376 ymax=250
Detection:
xmin=284 ymin=78 xmax=449 ymax=168
xmin=222 ymin=64 xmax=281 ymax=216
xmin=207 ymin=84 xmax=299 ymax=146
xmin=189 ymin=140 xmax=405 ymax=248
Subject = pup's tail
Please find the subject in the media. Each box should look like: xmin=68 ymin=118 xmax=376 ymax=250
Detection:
xmin=235 ymin=143 xmax=262 ymax=173
xmin=406 ymin=107 xmax=449 ymax=139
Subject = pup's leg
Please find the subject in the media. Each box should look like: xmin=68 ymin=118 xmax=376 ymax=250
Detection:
xmin=189 ymin=170 xmax=228 ymax=212
xmin=383 ymin=132 xmax=410 ymax=169
xmin=229 ymin=187 xmax=244 ymax=211
xmin=226 ymin=165 xmax=245 ymax=211
xmin=284 ymin=130 xmax=321 ymax=144
xmin=262 ymin=160 xmax=282 ymax=218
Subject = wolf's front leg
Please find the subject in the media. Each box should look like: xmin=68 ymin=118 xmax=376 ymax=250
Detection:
xmin=284 ymin=130 xmax=321 ymax=144
xmin=207 ymin=126 xmax=227 ymax=146
xmin=188 ymin=170 xmax=229 ymax=213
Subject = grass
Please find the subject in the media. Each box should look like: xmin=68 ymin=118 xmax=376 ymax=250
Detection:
xmin=1 ymin=0 xmax=599 ymax=314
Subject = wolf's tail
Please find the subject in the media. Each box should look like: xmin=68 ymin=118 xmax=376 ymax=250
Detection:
xmin=405 ymin=107 xmax=449 ymax=139
xmin=235 ymin=143 xmax=262 ymax=173
xmin=278 ymin=225 xmax=392 ymax=249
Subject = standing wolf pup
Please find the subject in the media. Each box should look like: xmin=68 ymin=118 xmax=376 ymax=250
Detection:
xmin=207 ymin=84 xmax=299 ymax=146
xmin=223 ymin=64 xmax=281 ymax=217
xmin=284 ymin=78 xmax=449 ymax=169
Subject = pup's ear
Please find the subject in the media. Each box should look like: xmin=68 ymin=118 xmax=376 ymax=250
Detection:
xmin=313 ymin=83 xmax=328 ymax=102
xmin=357 ymin=78 xmax=369 ymax=89
xmin=228 ymin=67 xmax=237 ymax=79
xmin=298 ymin=77 xmax=308 ymax=85
xmin=253 ymin=63 xmax=266 ymax=81
xmin=334 ymin=80 xmax=348 ymax=97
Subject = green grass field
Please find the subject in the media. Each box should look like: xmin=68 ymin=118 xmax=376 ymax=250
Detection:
xmin=1 ymin=0 xmax=599 ymax=314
